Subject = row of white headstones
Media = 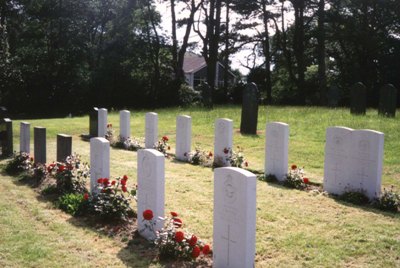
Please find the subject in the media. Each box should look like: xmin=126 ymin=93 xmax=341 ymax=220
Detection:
xmin=91 ymin=109 xmax=384 ymax=267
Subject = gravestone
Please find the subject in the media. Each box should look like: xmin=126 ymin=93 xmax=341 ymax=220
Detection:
xmin=98 ymin=108 xmax=108 ymax=138
xmin=378 ymin=84 xmax=397 ymax=117
xmin=199 ymin=82 xmax=212 ymax=108
xmin=265 ymin=122 xmax=289 ymax=181
xmin=90 ymin=138 xmax=110 ymax=194
xmin=57 ymin=134 xmax=72 ymax=162
xmin=20 ymin=122 xmax=30 ymax=154
xmin=323 ymin=127 xmax=353 ymax=195
xmin=327 ymin=85 xmax=341 ymax=107
xmin=0 ymin=106 xmax=8 ymax=119
xmin=89 ymin=107 xmax=98 ymax=137
xmin=323 ymin=127 xmax=384 ymax=199
xmin=34 ymin=127 xmax=46 ymax=164
xmin=0 ymin=118 xmax=13 ymax=157
xmin=175 ymin=115 xmax=192 ymax=161
xmin=120 ymin=110 xmax=130 ymax=140
xmin=240 ymin=82 xmax=259 ymax=135
xmin=214 ymin=118 xmax=233 ymax=167
xmin=137 ymin=149 xmax=165 ymax=240
xmin=349 ymin=130 xmax=384 ymax=199
xmin=350 ymin=82 xmax=366 ymax=115
xmin=213 ymin=167 xmax=257 ymax=268
xmin=145 ymin=112 xmax=158 ymax=149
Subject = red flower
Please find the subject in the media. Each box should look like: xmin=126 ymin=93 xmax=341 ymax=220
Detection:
xmin=208 ymin=152 xmax=213 ymax=157
xmin=291 ymin=164 xmax=297 ymax=170
xmin=121 ymin=179 xmax=127 ymax=186
xmin=143 ymin=209 xmax=153 ymax=220
xmin=303 ymin=178 xmax=310 ymax=184
xmin=123 ymin=175 xmax=128 ymax=180
xmin=103 ymin=178 xmax=110 ymax=186
xmin=189 ymin=235 xmax=198 ymax=247
xmin=202 ymin=244 xmax=211 ymax=255
xmin=122 ymin=185 xmax=127 ymax=192
xmin=30 ymin=157 xmax=34 ymax=161
xmin=67 ymin=164 xmax=73 ymax=170
xmin=101 ymin=189 xmax=106 ymax=193
xmin=174 ymin=231 xmax=184 ymax=243
xmin=162 ymin=136 xmax=169 ymax=142
xmin=223 ymin=148 xmax=229 ymax=154
xmin=59 ymin=165 xmax=65 ymax=172
xmin=111 ymin=180 xmax=116 ymax=186
xmin=83 ymin=193 xmax=89 ymax=201
xmin=170 ymin=211 xmax=178 ymax=217
xmin=97 ymin=178 xmax=104 ymax=184
xmin=173 ymin=218 xmax=183 ymax=227
xmin=191 ymin=246 xmax=201 ymax=258
xmin=244 ymin=161 xmax=249 ymax=167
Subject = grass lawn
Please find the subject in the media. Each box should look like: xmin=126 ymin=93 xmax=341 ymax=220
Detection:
xmin=1 ymin=105 xmax=399 ymax=267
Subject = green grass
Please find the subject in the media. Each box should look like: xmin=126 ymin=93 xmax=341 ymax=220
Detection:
xmin=1 ymin=105 xmax=400 ymax=267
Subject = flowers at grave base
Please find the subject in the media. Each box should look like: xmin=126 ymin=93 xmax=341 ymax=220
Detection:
xmin=173 ymin=218 xmax=183 ymax=227
xmin=4 ymin=152 xmax=34 ymax=175
xmin=105 ymin=123 xmax=115 ymax=143
xmin=83 ymin=193 xmax=89 ymax=201
xmin=141 ymin=210 xmax=212 ymax=261
xmin=154 ymin=136 xmax=170 ymax=156
xmin=47 ymin=154 xmax=89 ymax=194
xmin=90 ymin=175 xmax=135 ymax=220
xmin=143 ymin=209 xmax=154 ymax=220
xmin=222 ymin=147 xmax=248 ymax=168
xmin=185 ymin=147 xmax=213 ymax=167
xmin=284 ymin=165 xmax=308 ymax=190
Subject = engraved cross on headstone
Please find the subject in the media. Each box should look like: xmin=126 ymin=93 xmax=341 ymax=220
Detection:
xmin=221 ymin=224 xmax=237 ymax=267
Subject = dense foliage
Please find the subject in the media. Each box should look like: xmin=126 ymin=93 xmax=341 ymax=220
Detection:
xmin=1 ymin=0 xmax=399 ymax=115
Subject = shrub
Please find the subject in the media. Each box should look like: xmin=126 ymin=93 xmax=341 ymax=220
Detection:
xmin=373 ymin=187 xmax=400 ymax=212
xmin=57 ymin=193 xmax=90 ymax=216
xmin=179 ymin=83 xmax=202 ymax=106
xmin=5 ymin=152 xmax=32 ymax=174
xmin=283 ymin=165 xmax=309 ymax=190
xmin=47 ymin=154 xmax=89 ymax=194
xmin=89 ymin=175 xmax=135 ymax=220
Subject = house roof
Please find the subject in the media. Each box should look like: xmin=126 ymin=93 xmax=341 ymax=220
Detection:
xmin=183 ymin=52 xmax=206 ymax=74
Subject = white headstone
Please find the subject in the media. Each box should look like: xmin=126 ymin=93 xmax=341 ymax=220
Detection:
xmin=213 ymin=167 xmax=257 ymax=268
xmin=175 ymin=115 xmax=192 ymax=161
xmin=349 ymin=130 xmax=384 ymax=199
xmin=90 ymin=138 xmax=110 ymax=194
xmin=137 ymin=149 xmax=165 ymax=240
xmin=214 ymin=118 xmax=233 ymax=167
xmin=145 ymin=112 xmax=158 ymax=149
xmin=98 ymin=108 xmax=108 ymax=138
xmin=324 ymin=127 xmax=353 ymax=195
xmin=120 ymin=110 xmax=130 ymax=140
xmin=20 ymin=122 xmax=30 ymax=154
xmin=265 ymin=122 xmax=289 ymax=181
xmin=323 ymin=127 xmax=384 ymax=199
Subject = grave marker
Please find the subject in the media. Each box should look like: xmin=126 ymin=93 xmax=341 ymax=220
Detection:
xmin=214 ymin=118 xmax=233 ymax=167
xmin=120 ymin=110 xmax=130 ymax=140
xmin=213 ymin=167 xmax=257 ymax=268
xmin=378 ymin=84 xmax=397 ymax=117
xmin=89 ymin=107 xmax=98 ymax=137
xmin=350 ymin=82 xmax=367 ymax=115
xmin=57 ymin=134 xmax=72 ymax=162
xmin=0 ymin=118 xmax=13 ymax=157
xmin=145 ymin=112 xmax=158 ymax=149
xmin=265 ymin=122 xmax=289 ymax=181
xmin=240 ymin=82 xmax=259 ymax=135
xmin=90 ymin=138 xmax=110 ymax=194
xmin=137 ymin=149 xmax=165 ymax=240
xmin=175 ymin=115 xmax=192 ymax=161
xmin=98 ymin=108 xmax=108 ymax=138
xmin=20 ymin=122 xmax=30 ymax=154
xmin=34 ymin=127 xmax=46 ymax=164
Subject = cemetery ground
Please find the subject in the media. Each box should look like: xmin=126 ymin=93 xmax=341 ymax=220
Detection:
xmin=1 ymin=105 xmax=400 ymax=267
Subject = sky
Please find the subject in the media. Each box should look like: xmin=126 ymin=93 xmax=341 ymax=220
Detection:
xmin=154 ymin=1 xmax=295 ymax=76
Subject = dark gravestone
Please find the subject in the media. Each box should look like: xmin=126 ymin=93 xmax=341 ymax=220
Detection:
xmin=0 ymin=106 xmax=8 ymax=119
xmin=0 ymin=118 xmax=13 ymax=157
xmin=89 ymin=107 xmax=99 ymax=137
xmin=327 ymin=85 xmax=341 ymax=107
xmin=350 ymin=82 xmax=367 ymax=115
xmin=378 ymin=84 xmax=397 ymax=117
xmin=240 ymin=82 xmax=259 ymax=135
xmin=34 ymin=127 xmax=46 ymax=164
xmin=57 ymin=134 xmax=72 ymax=162
xmin=198 ymin=82 xmax=212 ymax=108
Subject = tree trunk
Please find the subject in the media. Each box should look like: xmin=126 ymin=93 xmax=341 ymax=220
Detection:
xmin=223 ymin=0 xmax=230 ymax=90
xmin=317 ymin=0 xmax=327 ymax=105
xmin=262 ymin=0 xmax=272 ymax=104
xmin=292 ymin=0 xmax=306 ymax=104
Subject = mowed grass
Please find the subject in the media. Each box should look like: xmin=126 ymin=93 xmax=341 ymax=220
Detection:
xmin=1 ymin=105 xmax=399 ymax=267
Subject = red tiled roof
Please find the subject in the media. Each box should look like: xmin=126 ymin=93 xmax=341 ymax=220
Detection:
xmin=183 ymin=52 xmax=206 ymax=73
